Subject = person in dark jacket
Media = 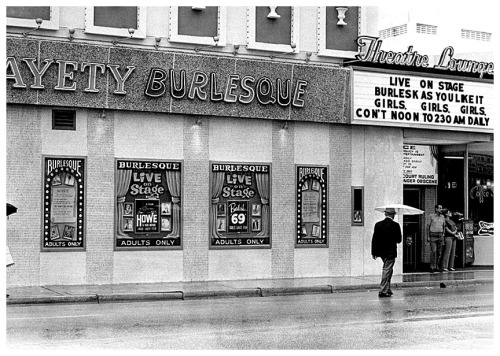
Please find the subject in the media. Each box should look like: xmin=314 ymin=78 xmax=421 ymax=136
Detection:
xmin=372 ymin=207 xmax=402 ymax=298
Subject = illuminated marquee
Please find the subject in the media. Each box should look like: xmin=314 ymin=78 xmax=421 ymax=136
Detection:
xmin=352 ymin=71 xmax=493 ymax=133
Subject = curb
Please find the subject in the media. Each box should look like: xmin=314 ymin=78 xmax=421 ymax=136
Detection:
xmin=97 ymin=291 xmax=184 ymax=303
xmin=394 ymin=278 xmax=494 ymax=290
xmin=261 ymin=285 xmax=333 ymax=297
xmin=331 ymin=283 xmax=379 ymax=292
xmin=7 ymin=294 xmax=98 ymax=305
xmin=6 ymin=279 xmax=493 ymax=305
xmin=183 ymin=288 xmax=261 ymax=299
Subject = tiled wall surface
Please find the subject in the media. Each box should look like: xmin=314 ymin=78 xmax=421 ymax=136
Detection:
xmin=6 ymin=105 xmax=42 ymax=287
xmin=6 ymin=104 xmax=403 ymax=286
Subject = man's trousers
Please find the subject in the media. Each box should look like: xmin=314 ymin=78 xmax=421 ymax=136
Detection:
xmin=429 ymin=232 xmax=444 ymax=270
xmin=380 ymin=257 xmax=395 ymax=294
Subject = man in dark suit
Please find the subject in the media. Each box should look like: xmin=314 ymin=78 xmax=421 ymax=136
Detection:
xmin=372 ymin=207 xmax=402 ymax=298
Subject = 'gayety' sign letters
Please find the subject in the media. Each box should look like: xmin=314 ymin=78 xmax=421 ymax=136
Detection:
xmin=6 ymin=56 xmax=308 ymax=108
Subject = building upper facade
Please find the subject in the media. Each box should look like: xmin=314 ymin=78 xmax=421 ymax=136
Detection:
xmin=6 ymin=6 xmax=374 ymax=64
xmin=6 ymin=6 xmax=494 ymax=133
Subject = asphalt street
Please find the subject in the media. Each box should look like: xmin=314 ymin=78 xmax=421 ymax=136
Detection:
xmin=6 ymin=284 xmax=494 ymax=350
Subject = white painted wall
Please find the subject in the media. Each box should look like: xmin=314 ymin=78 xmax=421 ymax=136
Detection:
xmin=114 ymin=111 xmax=183 ymax=160
xmin=41 ymin=108 xmax=88 ymax=156
xmin=209 ymin=117 xmax=273 ymax=280
xmin=113 ymin=112 xmax=184 ymax=283
xmin=113 ymin=251 xmax=183 ymax=283
xmin=40 ymin=253 xmax=86 ymax=285
xmin=294 ymin=121 xmax=330 ymax=277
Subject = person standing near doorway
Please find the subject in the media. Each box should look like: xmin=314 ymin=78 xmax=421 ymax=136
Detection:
xmin=441 ymin=209 xmax=459 ymax=272
xmin=372 ymin=207 xmax=402 ymax=298
xmin=427 ymin=204 xmax=445 ymax=273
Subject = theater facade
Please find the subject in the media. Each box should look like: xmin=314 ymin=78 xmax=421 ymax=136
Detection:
xmin=6 ymin=10 xmax=493 ymax=287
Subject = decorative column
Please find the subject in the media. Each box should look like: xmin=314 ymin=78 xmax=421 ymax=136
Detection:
xmin=271 ymin=120 xmax=295 ymax=278
xmin=86 ymin=109 xmax=115 ymax=284
xmin=329 ymin=125 xmax=352 ymax=276
xmin=183 ymin=117 xmax=210 ymax=281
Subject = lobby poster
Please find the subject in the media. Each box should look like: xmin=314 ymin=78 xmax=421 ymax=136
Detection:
xmin=115 ymin=160 xmax=182 ymax=250
xmin=403 ymin=145 xmax=438 ymax=185
xmin=42 ymin=156 xmax=86 ymax=251
xmin=296 ymin=165 xmax=328 ymax=247
xmin=210 ymin=162 xmax=271 ymax=248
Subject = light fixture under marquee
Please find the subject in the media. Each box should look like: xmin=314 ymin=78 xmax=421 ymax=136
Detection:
xmin=155 ymin=37 xmax=162 ymax=50
xmin=233 ymin=44 xmax=240 ymax=55
xmin=112 ymin=28 xmax=136 ymax=46
xmin=194 ymin=36 xmax=220 ymax=52
xmin=22 ymin=18 xmax=43 ymax=37
xmin=269 ymin=43 xmax=297 ymax=59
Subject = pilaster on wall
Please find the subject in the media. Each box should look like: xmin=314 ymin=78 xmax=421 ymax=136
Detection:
xmin=183 ymin=117 xmax=210 ymax=281
xmin=329 ymin=125 xmax=352 ymax=276
xmin=86 ymin=110 xmax=115 ymax=285
xmin=6 ymin=105 xmax=42 ymax=287
xmin=271 ymin=120 xmax=295 ymax=278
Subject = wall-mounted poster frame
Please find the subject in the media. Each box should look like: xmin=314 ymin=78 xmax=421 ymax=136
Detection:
xmin=210 ymin=161 xmax=272 ymax=249
xmin=296 ymin=165 xmax=328 ymax=247
xmin=114 ymin=159 xmax=183 ymax=251
xmin=41 ymin=156 xmax=86 ymax=251
xmin=351 ymin=186 xmax=364 ymax=226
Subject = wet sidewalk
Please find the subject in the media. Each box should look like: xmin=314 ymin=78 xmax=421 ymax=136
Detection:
xmin=6 ymin=269 xmax=494 ymax=305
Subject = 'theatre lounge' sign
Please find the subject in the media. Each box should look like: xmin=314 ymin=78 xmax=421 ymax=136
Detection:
xmin=352 ymin=70 xmax=493 ymax=133
xmin=355 ymin=36 xmax=494 ymax=79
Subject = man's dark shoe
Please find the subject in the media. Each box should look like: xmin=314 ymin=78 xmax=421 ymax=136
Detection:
xmin=378 ymin=292 xmax=391 ymax=298
xmin=387 ymin=290 xmax=393 ymax=296
xmin=430 ymin=268 xmax=437 ymax=273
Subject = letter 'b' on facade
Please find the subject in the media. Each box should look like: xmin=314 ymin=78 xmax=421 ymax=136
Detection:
xmin=145 ymin=68 xmax=168 ymax=97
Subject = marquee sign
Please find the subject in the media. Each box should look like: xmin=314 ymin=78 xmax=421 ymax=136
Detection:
xmin=6 ymin=57 xmax=308 ymax=108
xmin=355 ymin=36 xmax=494 ymax=79
xmin=352 ymin=70 xmax=493 ymax=133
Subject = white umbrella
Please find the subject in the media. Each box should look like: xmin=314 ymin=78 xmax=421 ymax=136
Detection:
xmin=374 ymin=203 xmax=424 ymax=215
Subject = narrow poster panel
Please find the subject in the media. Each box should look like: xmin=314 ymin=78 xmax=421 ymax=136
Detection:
xmin=42 ymin=157 xmax=86 ymax=250
xmin=296 ymin=165 xmax=328 ymax=247
xmin=210 ymin=162 xmax=271 ymax=248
